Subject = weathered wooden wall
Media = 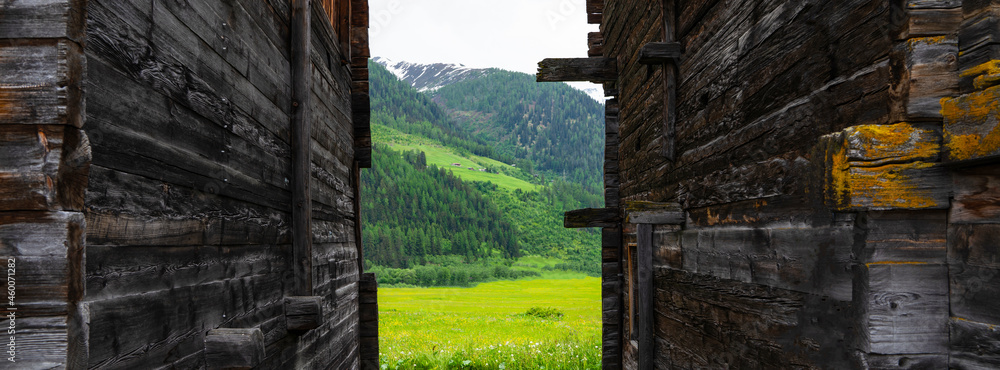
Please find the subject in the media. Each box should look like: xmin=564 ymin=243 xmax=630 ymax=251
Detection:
xmin=0 ymin=0 xmax=89 ymax=367
xmin=574 ymin=0 xmax=1000 ymax=368
xmin=0 ymin=0 xmax=368 ymax=368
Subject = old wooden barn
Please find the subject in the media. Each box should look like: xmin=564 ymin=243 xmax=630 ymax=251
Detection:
xmin=545 ymin=0 xmax=1000 ymax=368
xmin=2 ymin=0 xmax=377 ymax=368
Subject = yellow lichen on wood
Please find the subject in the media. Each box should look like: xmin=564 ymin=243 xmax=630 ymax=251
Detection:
xmin=823 ymin=124 xmax=943 ymax=210
xmin=941 ymin=84 xmax=1000 ymax=161
xmin=828 ymin=139 xmax=851 ymax=208
xmin=847 ymin=162 xmax=939 ymax=209
xmin=844 ymin=123 xmax=939 ymax=163
xmin=960 ymin=60 xmax=1000 ymax=90
xmin=907 ymin=36 xmax=947 ymax=50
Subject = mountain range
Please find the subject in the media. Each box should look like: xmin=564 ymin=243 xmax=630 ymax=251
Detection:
xmin=373 ymin=57 xmax=606 ymax=103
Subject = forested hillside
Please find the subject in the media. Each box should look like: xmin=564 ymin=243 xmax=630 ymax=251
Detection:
xmin=362 ymin=61 xmax=604 ymax=286
xmin=361 ymin=145 xmax=519 ymax=268
xmin=433 ymin=71 xmax=605 ymax=189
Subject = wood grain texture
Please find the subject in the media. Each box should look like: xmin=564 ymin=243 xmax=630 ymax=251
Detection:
xmin=537 ymin=58 xmax=617 ymax=82
xmin=0 ymin=40 xmax=84 ymax=127
xmin=205 ymin=328 xmax=266 ymax=370
xmin=635 ymin=224 xmax=653 ymax=370
xmin=0 ymin=124 xmax=90 ymax=211
xmin=77 ymin=0 xmax=366 ymax=368
xmin=637 ymin=42 xmax=681 ymax=64
xmin=565 ymin=207 xmax=621 ymax=228
xmin=285 ymin=296 xmax=323 ymax=332
xmin=890 ymin=35 xmax=959 ymax=121
xmin=0 ymin=0 xmax=86 ymax=41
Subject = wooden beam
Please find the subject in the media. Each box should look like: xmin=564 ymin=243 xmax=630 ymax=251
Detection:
xmin=359 ymin=273 xmax=379 ymax=370
xmin=588 ymin=32 xmax=604 ymax=57
xmin=285 ymin=296 xmax=323 ymax=332
xmin=565 ymin=207 xmax=620 ymax=228
xmin=353 ymin=160 xmax=365 ymax=272
xmin=636 ymin=224 xmax=654 ymax=370
xmin=586 ymin=0 xmax=604 ymax=14
xmin=638 ymin=42 xmax=682 ymax=65
xmin=291 ymin=0 xmax=314 ymax=296
xmin=337 ymin=0 xmax=351 ymax=56
xmin=350 ymin=0 xmax=369 ymax=62
xmin=204 ymin=328 xmax=266 ymax=370
xmin=624 ymin=201 xmax=684 ymax=225
xmin=588 ymin=13 xmax=602 ymax=24
xmin=537 ymin=58 xmax=617 ymax=83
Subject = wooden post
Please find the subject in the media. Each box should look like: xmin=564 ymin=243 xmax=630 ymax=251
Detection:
xmin=354 ymin=160 xmax=365 ymax=273
xmin=291 ymin=0 xmax=314 ymax=296
xmin=636 ymin=223 xmax=654 ymax=370
xmin=659 ymin=0 xmax=678 ymax=161
xmin=359 ymin=273 xmax=379 ymax=370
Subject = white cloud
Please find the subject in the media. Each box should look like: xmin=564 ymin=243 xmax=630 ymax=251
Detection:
xmin=368 ymin=0 xmax=599 ymax=75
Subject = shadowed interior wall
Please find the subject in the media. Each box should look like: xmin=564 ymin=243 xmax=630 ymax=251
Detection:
xmin=81 ymin=0 xmax=365 ymax=368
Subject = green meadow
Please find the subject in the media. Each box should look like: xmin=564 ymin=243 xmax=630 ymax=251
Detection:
xmin=379 ymin=276 xmax=601 ymax=369
xmin=373 ymin=124 xmax=539 ymax=191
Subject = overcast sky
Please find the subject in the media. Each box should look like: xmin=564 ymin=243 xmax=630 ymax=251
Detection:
xmin=368 ymin=0 xmax=598 ymax=75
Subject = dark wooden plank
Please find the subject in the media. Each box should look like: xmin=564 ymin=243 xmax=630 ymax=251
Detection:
xmin=0 ymin=0 xmax=85 ymax=41
xmin=860 ymin=263 xmax=949 ymax=354
xmin=942 ymin=84 xmax=1000 ymax=163
xmin=587 ymin=0 xmax=604 ymax=14
xmin=291 ymin=0 xmax=314 ymax=297
xmin=624 ymin=201 xmax=683 ymax=225
xmin=0 ymin=40 xmax=84 ymax=127
xmin=537 ymin=58 xmax=617 ymax=82
xmin=950 ymin=317 xmax=1000 ymax=368
xmin=820 ymin=123 xmax=950 ymax=211
xmin=951 ymin=167 xmax=1000 ymax=223
xmin=588 ymin=32 xmax=604 ymax=57
xmin=205 ymin=328 xmax=266 ymax=370
xmin=638 ymin=42 xmax=682 ymax=64
xmin=285 ymin=296 xmax=323 ymax=332
xmin=889 ymin=35 xmax=958 ymax=121
xmin=350 ymin=0 xmax=369 ymax=63
xmin=588 ymin=13 xmax=603 ymax=24
xmin=636 ymin=224 xmax=653 ymax=370
xmin=565 ymin=207 xmax=621 ymax=228
xmin=0 ymin=125 xmax=89 ymax=211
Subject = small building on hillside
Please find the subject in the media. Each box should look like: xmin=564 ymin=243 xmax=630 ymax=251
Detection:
xmin=543 ymin=0 xmax=1000 ymax=368
xmin=1 ymin=0 xmax=377 ymax=368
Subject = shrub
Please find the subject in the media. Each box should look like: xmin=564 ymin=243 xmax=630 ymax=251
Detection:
xmin=520 ymin=307 xmax=564 ymax=320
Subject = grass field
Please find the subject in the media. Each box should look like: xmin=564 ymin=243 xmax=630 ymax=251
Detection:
xmin=373 ymin=124 xmax=539 ymax=191
xmin=379 ymin=276 xmax=601 ymax=369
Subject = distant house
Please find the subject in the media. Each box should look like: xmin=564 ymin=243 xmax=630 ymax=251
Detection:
xmin=452 ymin=163 xmax=462 ymax=166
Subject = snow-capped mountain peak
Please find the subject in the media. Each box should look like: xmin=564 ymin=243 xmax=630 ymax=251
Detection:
xmin=372 ymin=57 xmax=606 ymax=103
xmin=373 ymin=57 xmax=490 ymax=93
